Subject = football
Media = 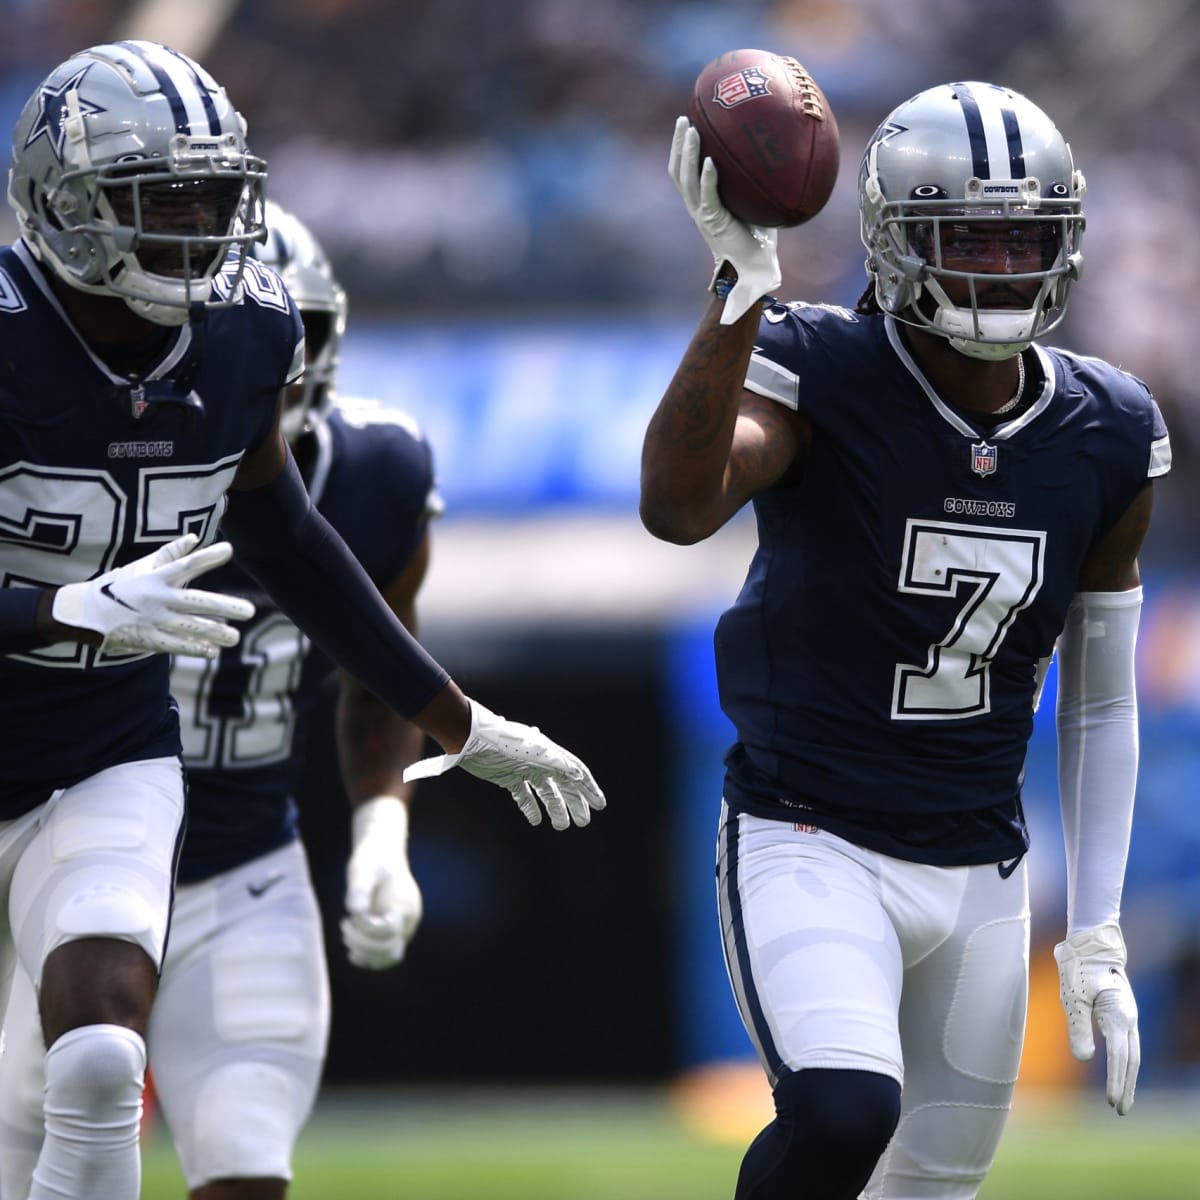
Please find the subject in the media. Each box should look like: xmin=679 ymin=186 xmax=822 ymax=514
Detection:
xmin=687 ymin=48 xmax=840 ymax=228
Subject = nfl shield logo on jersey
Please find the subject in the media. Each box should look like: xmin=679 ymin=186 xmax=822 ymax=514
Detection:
xmin=971 ymin=440 xmax=998 ymax=477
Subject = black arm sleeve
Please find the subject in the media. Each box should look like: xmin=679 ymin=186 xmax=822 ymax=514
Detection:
xmin=221 ymin=453 xmax=449 ymax=718
xmin=0 ymin=588 xmax=44 ymax=654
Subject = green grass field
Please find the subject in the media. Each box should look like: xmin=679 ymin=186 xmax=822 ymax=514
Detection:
xmin=139 ymin=1086 xmax=1200 ymax=1199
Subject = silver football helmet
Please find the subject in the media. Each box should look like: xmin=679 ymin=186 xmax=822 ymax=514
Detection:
xmin=7 ymin=40 xmax=267 ymax=326
xmin=252 ymin=200 xmax=347 ymax=440
xmin=859 ymin=81 xmax=1085 ymax=360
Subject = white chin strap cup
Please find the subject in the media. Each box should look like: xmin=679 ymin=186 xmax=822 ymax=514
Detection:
xmin=947 ymin=331 xmax=1033 ymax=361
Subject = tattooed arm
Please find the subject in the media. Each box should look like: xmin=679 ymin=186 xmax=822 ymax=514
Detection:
xmin=639 ymin=294 xmax=811 ymax=544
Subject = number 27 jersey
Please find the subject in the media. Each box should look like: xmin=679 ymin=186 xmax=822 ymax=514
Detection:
xmin=717 ymin=302 xmax=1170 ymax=865
xmin=0 ymin=241 xmax=302 ymax=813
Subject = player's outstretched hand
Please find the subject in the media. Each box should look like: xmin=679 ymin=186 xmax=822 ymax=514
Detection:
xmin=342 ymin=795 xmax=423 ymax=970
xmin=1053 ymin=924 xmax=1140 ymax=1115
xmin=404 ymin=699 xmax=606 ymax=831
xmin=668 ymin=115 xmax=781 ymax=325
xmin=51 ymin=532 xmax=255 ymax=658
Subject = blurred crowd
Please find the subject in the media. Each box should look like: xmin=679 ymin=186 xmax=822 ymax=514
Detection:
xmin=244 ymin=0 xmax=1197 ymax=553
xmin=4 ymin=2 xmax=1199 ymax=512
xmin=2 ymin=3 xmax=1197 ymax=335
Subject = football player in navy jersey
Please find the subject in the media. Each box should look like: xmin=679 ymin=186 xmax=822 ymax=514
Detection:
xmin=643 ymin=82 xmax=1168 ymax=1200
xmin=0 ymin=42 xmax=602 ymax=1200
xmin=0 ymin=200 xmax=440 ymax=1200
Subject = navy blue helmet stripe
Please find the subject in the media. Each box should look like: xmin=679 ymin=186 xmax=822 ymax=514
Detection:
xmin=954 ymin=84 xmax=990 ymax=178
xmin=1000 ymin=105 xmax=1027 ymax=178
xmin=163 ymin=44 xmax=221 ymax=132
xmin=118 ymin=41 xmax=220 ymax=135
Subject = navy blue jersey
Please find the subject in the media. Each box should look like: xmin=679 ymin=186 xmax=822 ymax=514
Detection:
xmin=718 ymin=301 xmax=1171 ymax=865
xmin=170 ymin=399 xmax=437 ymax=883
xmin=0 ymin=241 xmax=303 ymax=817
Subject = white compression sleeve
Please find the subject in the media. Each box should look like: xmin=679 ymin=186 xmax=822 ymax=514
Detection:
xmin=32 ymin=1024 xmax=146 ymax=1200
xmin=1055 ymin=588 xmax=1142 ymax=935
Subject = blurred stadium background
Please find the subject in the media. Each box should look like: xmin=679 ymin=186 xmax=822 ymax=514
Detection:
xmin=4 ymin=0 xmax=1200 ymax=1194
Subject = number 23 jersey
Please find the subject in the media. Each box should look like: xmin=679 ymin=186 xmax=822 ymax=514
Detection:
xmin=717 ymin=301 xmax=1171 ymax=865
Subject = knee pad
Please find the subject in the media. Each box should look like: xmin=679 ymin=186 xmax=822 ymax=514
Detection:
xmin=33 ymin=1025 xmax=147 ymax=1198
xmin=737 ymin=1068 xmax=902 ymax=1200
xmin=44 ymin=1024 xmax=146 ymax=1124
xmin=775 ymin=1067 xmax=901 ymax=1162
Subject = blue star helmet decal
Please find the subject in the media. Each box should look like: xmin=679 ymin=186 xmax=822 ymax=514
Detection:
xmin=23 ymin=66 xmax=106 ymax=164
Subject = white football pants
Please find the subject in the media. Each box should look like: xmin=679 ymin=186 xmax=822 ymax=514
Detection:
xmin=0 ymin=838 xmax=329 ymax=1195
xmin=148 ymin=838 xmax=330 ymax=1188
xmin=717 ymin=804 xmax=1031 ymax=1200
xmin=0 ymin=756 xmax=185 ymax=1200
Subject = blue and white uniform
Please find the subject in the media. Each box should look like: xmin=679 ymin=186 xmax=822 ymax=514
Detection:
xmin=715 ymin=301 xmax=1169 ymax=1200
xmin=171 ymin=399 xmax=437 ymax=884
xmin=145 ymin=397 xmax=436 ymax=1189
xmin=0 ymin=238 xmax=301 ymax=1197
xmin=0 ymin=241 xmax=302 ymax=817
xmin=720 ymin=301 xmax=1170 ymax=865
xmin=0 ymin=371 xmax=437 ymax=1190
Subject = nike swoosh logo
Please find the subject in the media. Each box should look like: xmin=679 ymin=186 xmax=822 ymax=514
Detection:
xmin=997 ymin=854 xmax=1025 ymax=879
xmin=247 ymin=872 xmax=285 ymax=898
xmin=100 ymin=582 xmax=137 ymax=611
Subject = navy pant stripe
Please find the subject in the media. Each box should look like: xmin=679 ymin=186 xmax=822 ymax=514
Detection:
xmin=722 ymin=809 xmax=785 ymax=1078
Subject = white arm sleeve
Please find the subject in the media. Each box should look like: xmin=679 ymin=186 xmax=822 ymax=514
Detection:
xmin=1056 ymin=588 xmax=1142 ymax=935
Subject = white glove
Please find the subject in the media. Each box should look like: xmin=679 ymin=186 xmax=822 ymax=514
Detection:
xmin=668 ymin=115 xmax=782 ymax=325
xmin=404 ymin=699 xmax=606 ymax=831
xmin=1053 ymin=924 xmax=1140 ymax=1115
xmin=51 ymin=533 xmax=255 ymax=658
xmin=341 ymin=795 xmax=422 ymax=970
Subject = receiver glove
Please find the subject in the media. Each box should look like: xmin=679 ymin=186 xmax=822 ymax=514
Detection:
xmin=52 ymin=533 xmax=254 ymax=658
xmin=668 ymin=115 xmax=782 ymax=325
xmin=404 ymin=699 xmax=605 ymax=831
xmin=1054 ymin=923 xmax=1140 ymax=1115
xmin=342 ymin=795 xmax=422 ymax=969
